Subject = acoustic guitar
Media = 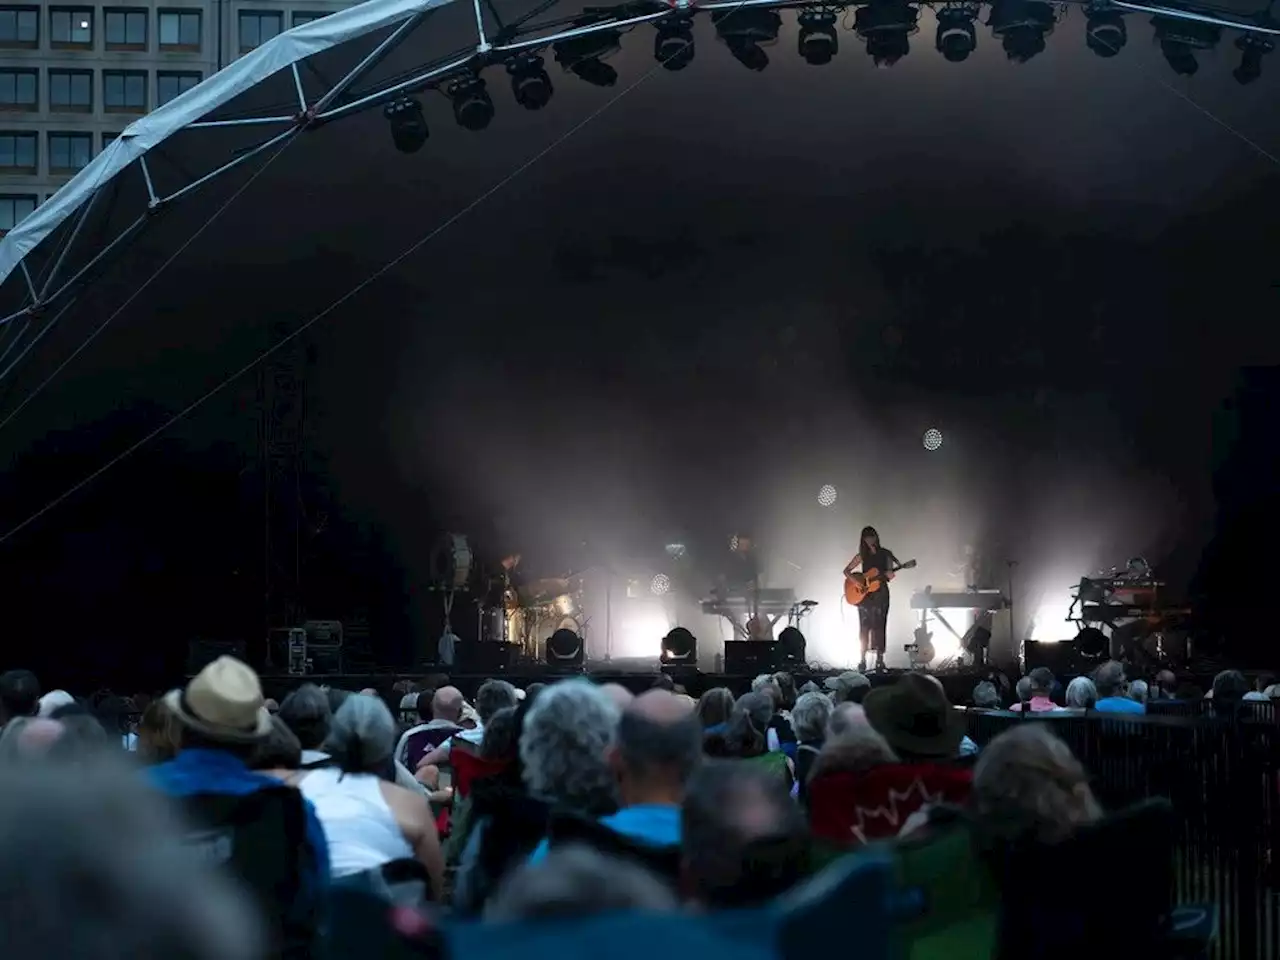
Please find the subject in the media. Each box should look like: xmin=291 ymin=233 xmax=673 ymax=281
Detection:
xmin=844 ymin=559 xmax=917 ymax=606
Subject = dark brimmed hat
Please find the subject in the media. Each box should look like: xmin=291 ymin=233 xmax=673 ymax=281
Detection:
xmin=862 ymin=673 xmax=965 ymax=758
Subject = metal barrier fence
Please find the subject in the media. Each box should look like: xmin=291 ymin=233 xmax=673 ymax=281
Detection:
xmin=963 ymin=709 xmax=1280 ymax=960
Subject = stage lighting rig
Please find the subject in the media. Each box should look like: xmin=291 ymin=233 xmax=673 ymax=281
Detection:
xmin=508 ymin=53 xmax=554 ymax=109
xmin=713 ymin=9 xmax=782 ymax=71
xmin=923 ymin=427 xmax=943 ymax=451
xmin=383 ymin=97 xmax=428 ymax=153
xmin=655 ymin=16 xmax=696 ymax=70
xmin=854 ymin=0 xmax=919 ymax=67
xmin=1234 ymin=34 xmax=1273 ymax=85
xmin=817 ymin=484 xmax=838 ymax=507
xmin=446 ymin=74 xmax=494 ymax=131
xmin=651 ymin=573 xmax=671 ymax=596
xmin=935 ymin=4 xmax=979 ymax=61
xmin=798 ymin=8 xmax=839 ymax=65
xmin=661 ymin=626 xmax=697 ymax=664
xmin=554 ymin=27 xmax=623 ymax=86
xmin=1084 ymin=8 xmax=1127 ymax=58
xmin=1153 ymin=17 xmax=1221 ymax=77
xmin=988 ymin=0 xmax=1057 ymax=63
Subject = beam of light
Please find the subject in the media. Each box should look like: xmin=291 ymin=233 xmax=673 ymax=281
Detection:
xmin=617 ymin=605 xmax=671 ymax=658
xmin=817 ymin=483 xmax=838 ymax=507
xmin=1028 ymin=599 xmax=1074 ymax=642
xmin=650 ymin=573 xmax=670 ymax=596
xmin=923 ymin=428 xmax=944 ymax=451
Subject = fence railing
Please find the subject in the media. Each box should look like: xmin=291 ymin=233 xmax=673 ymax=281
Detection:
xmin=963 ymin=709 xmax=1280 ymax=960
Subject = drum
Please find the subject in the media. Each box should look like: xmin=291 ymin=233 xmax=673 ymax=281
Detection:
xmin=481 ymin=606 xmax=508 ymax=643
xmin=431 ymin=533 xmax=474 ymax=590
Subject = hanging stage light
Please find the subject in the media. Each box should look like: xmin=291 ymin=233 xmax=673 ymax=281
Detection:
xmin=818 ymin=484 xmax=838 ymax=507
xmin=988 ymin=0 xmax=1056 ymax=63
xmin=554 ymin=27 xmax=622 ymax=87
xmin=923 ymin=427 xmax=943 ymax=451
xmin=935 ymin=7 xmax=978 ymax=61
xmin=798 ymin=9 xmax=839 ymax=65
xmin=655 ymin=16 xmax=696 ymax=70
xmin=651 ymin=573 xmax=671 ymax=596
xmin=383 ymin=97 xmax=428 ymax=154
xmin=508 ymin=53 xmax=553 ymax=109
xmin=1234 ymin=34 xmax=1273 ymax=85
xmin=1084 ymin=9 xmax=1127 ymax=58
xmin=714 ymin=9 xmax=782 ymax=71
xmin=446 ymin=74 xmax=494 ymax=131
xmin=854 ymin=0 xmax=919 ymax=67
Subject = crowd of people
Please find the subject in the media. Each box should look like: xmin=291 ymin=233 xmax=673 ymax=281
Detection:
xmin=0 ymin=653 xmax=1249 ymax=958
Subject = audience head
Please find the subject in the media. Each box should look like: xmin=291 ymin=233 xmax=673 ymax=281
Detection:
xmin=970 ymin=724 xmax=1101 ymax=847
xmin=1127 ymin=679 xmax=1149 ymax=705
xmin=524 ymin=682 xmax=547 ymax=703
xmin=486 ymin=845 xmax=677 ymax=921
xmin=772 ymin=672 xmax=798 ymax=711
xmin=480 ymin=706 xmax=519 ymax=759
xmin=277 ymin=684 xmax=332 ymax=751
xmin=611 ymin=689 xmax=701 ymax=806
xmin=1256 ymin=673 xmax=1276 ymax=694
xmin=323 ymin=693 xmax=397 ymax=775
xmin=599 ymin=683 xmax=635 ymax=712
xmin=248 ymin=716 xmax=302 ymax=771
xmin=164 ymin=657 xmax=272 ymax=759
xmin=1015 ymin=676 xmax=1032 ymax=702
xmin=1093 ymin=661 xmax=1127 ymax=698
xmin=137 ymin=700 xmax=182 ymax=764
xmin=520 ymin=679 xmax=621 ymax=814
xmin=696 ymin=687 xmax=735 ymax=728
xmin=810 ymin=722 xmax=898 ymax=780
xmin=1155 ymin=670 xmax=1177 ymax=696
xmin=0 ymin=669 xmax=41 ymax=723
xmin=324 ymin=687 xmax=350 ymax=715
xmin=650 ymin=674 xmax=676 ymax=692
xmin=721 ymin=692 xmax=773 ymax=758
xmin=0 ymin=757 xmax=261 ymax=960
xmin=1211 ymin=670 xmax=1249 ymax=714
xmin=431 ymin=686 xmax=464 ymax=724
xmin=0 ymin=718 xmax=64 ymax=762
xmin=1065 ymin=676 xmax=1098 ymax=710
xmin=358 ymin=688 xmax=379 ymax=699
xmin=790 ymin=691 xmax=832 ymax=743
xmin=36 ymin=690 xmax=75 ymax=718
xmin=824 ymin=671 xmax=871 ymax=705
xmin=1028 ymin=667 xmax=1055 ymax=697
xmin=681 ymin=761 xmax=809 ymax=908
xmin=863 ymin=673 xmax=964 ymax=761
xmin=751 ymin=674 xmax=782 ymax=709
xmin=827 ymin=701 xmax=869 ymax=736
xmin=798 ymin=680 xmax=821 ymax=696
xmin=971 ymin=681 xmax=1001 ymax=709
xmin=475 ymin=679 xmax=519 ymax=724
xmin=44 ymin=710 xmax=109 ymax=761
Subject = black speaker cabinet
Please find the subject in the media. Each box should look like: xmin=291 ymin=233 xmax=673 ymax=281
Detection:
xmin=725 ymin=640 xmax=783 ymax=675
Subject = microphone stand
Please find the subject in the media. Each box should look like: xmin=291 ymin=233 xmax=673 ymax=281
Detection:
xmin=1006 ymin=559 xmax=1019 ymax=667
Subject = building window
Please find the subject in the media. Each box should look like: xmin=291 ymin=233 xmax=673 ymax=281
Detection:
xmin=103 ymin=70 xmax=147 ymax=111
xmin=157 ymin=70 xmax=199 ymax=105
xmin=49 ymin=69 xmax=93 ymax=110
xmin=0 ymin=131 xmax=36 ymax=172
xmin=291 ymin=11 xmax=324 ymax=26
xmin=48 ymin=131 xmax=92 ymax=171
xmin=0 ymin=69 xmax=37 ymax=110
xmin=0 ymin=6 xmax=39 ymax=47
xmin=104 ymin=7 xmax=147 ymax=49
xmin=0 ymin=194 xmax=36 ymax=234
xmin=157 ymin=9 xmax=200 ymax=50
xmin=238 ymin=10 xmax=281 ymax=52
xmin=50 ymin=6 xmax=93 ymax=47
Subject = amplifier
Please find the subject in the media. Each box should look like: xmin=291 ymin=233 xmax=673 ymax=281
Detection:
xmin=725 ymin=640 xmax=785 ymax=675
xmin=454 ymin=641 xmax=519 ymax=674
xmin=1023 ymin=640 xmax=1092 ymax=678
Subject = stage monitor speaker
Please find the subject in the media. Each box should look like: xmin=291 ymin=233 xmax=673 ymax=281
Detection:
xmin=455 ymin=641 xmax=518 ymax=674
xmin=1023 ymin=640 xmax=1090 ymax=679
xmin=661 ymin=627 xmax=697 ymax=665
xmin=725 ymin=640 xmax=784 ymax=675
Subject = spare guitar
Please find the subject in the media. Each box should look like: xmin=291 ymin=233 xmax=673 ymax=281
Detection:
xmin=844 ymin=559 xmax=918 ymax=606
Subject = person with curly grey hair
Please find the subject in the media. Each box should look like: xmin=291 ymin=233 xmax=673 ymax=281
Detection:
xmin=790 ymin=691 xmax=831 ymax=802
xmin=520 ymin=679 xmax=620 ymax=816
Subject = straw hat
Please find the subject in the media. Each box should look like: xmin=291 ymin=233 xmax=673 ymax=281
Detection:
xmin=163 ymin=656 xmax=272 ymax=743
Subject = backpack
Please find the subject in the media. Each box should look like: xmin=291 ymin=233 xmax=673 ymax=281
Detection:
xmin=181 ymin=787 xmax=320 ymax=960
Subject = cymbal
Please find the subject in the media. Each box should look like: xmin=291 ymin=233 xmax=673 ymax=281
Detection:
xmin=519 ymin=578 xmax=572 ymax=602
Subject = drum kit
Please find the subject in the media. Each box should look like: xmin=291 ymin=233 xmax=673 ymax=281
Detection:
xmin=431 ymin=533 xmax=587 ymax=662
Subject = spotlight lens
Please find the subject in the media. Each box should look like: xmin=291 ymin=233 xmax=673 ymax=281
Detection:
xmin=923 ymin=428 xmax=944 ymax=451
xmin=651 ymin=573 xmax=671 ymax=596
xmin=818 ymin=484 xmax=838 ymax=507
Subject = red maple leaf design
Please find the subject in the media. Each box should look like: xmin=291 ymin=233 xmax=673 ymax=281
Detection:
xmin=849 ymin=777 xmax=941 ymax=844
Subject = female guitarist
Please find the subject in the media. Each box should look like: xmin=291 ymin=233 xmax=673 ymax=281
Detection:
xmin=844 ymin=526 xmax=902 ymax=672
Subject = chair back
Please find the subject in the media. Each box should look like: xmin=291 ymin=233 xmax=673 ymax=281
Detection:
xmin=450 ymin=738 xmax=511 ymax=800
xmin=547 ymin=810 xmax=682 ymax=887
xmin=180 ymin=786 xmax=318 ymax=960
xmin=807 ymin=763 xmax=973 ymax=846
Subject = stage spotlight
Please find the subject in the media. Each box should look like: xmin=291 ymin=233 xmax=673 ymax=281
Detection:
xmin=554 ymin=26 xmax=622 ymax=86
xmin=935 ymin=8 xmax=978 ymax=61
xmin=661 ymin=626 xmax=697 ymax=663
xmin=664 ymin=542 xmax=687 ymax=559
xmin=1234 ymin=35 xmax=1273 ymax=85
xmin=546 ymin=627 xmax=584 ymax=668
xmin=923 ymin=428 xmax=943 ymax=451
xmin=383 ymin=97 xmax=428 ymax=154
xmin=817 ymin=484 xmax=838 ymax=507
xmin=1074 ymin=626 xmax=1108 ymax=659
xmin=729 ymin=534 xmax=739 ymax=552
xmin=798 ymin=9 xmax=839 ymax=65
xmin=778 ymin=625 xmax=807 ymax=664
xmin=446 ymin=74 xmax=494 ymax=131
xmin=651 ymin=573 xmax=671 ymax=596
xmin=655 ymin=17 xmax=696 ymax=70
xmin=1084 ymin=11 xmax=1127 ymax=58
xmin=508 ymin=53 xmax=553 ymax=109
xmin=854 ymin=0 xmax=919 ymax=67
xmin=714 ymin=9 xmax=782 ymax=72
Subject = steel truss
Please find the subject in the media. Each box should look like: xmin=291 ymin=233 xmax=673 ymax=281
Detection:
xmin=0 ymin=0 xmax=1274 ymax=359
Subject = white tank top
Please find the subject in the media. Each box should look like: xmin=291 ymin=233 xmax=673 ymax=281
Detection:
xmin=297 ymin=768 xmax=415 ymax=878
